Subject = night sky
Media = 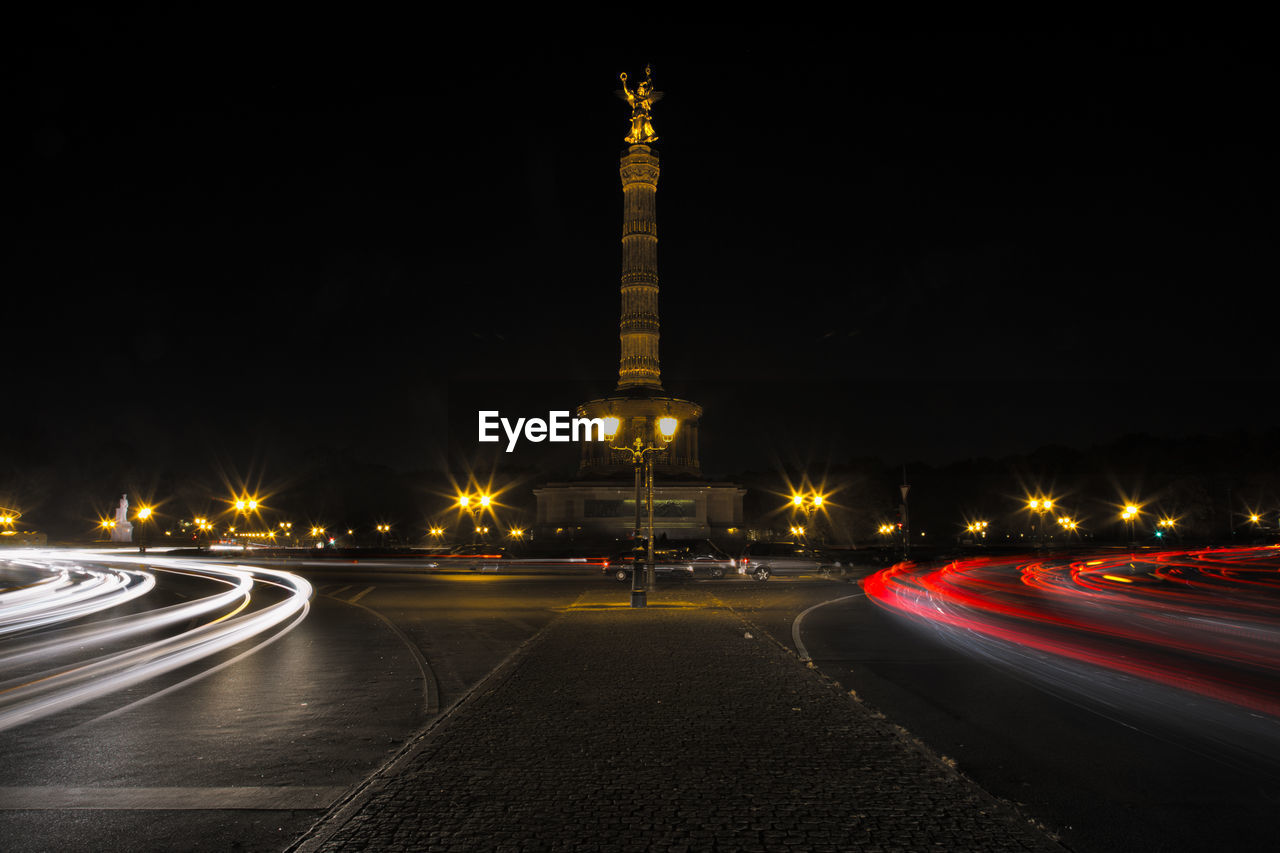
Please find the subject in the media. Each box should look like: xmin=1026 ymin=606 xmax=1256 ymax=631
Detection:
xmin=12 ymin=22 xmax=1279 ymax=496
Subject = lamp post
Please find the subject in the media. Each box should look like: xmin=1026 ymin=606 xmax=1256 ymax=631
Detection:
xmin=607 ymin=415 xmax=677 ymax=607
xmin=1121 ymin=504 xmax=1139 ymax=546
xmin=136 ymin=505 xmax=153 ymax=553
xmin=1026 ymin=498 xmax=1054 ymax=548
xmin=232 ymin=496 xmax=261 ymax=549
xmin=790 ymin=493 xmax=824 ymax=542
xmin=964 ymin=520 xmax=989 ymax=543
xmin=457 ymin=493 xmax=492 ymax=545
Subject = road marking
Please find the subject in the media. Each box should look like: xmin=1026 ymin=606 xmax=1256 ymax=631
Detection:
xmin=792 ymin=591 xmax=866 ymax=663
xmin=290 ymin=596 xmax=578 ymax=853
xmin=0 ymin=785 xmax=348 ymax=810
xmin=566 ymin=601 xmax=705 ymax=610
xmin=347 ymin=586 xmax=375 ymax=604
xmin=328 ymin=584 xmax=353 ymax=596
xmin=326 ymin=590 xmax=437 ymax=714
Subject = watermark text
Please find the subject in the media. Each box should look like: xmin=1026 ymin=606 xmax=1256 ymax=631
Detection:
xmin=479 ymin=411 xmax=608 ymax=452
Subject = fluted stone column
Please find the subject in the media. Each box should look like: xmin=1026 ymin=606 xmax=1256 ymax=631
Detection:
xmin=617 ymin=144 xmax=662 ymax=391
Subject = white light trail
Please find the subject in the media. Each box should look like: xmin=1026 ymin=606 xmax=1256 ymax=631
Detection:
xmin=0 ymin=550 xmax=312 ymax=732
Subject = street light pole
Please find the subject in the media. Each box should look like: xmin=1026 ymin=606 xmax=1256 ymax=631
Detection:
xmin=647 ymin=452 xmax=657 ymax=593
xmin=790 ymin=493 xmax=825 ymax=543
xmin=633 ymin=455 xmax=643 ymax=600
xmin=1121 ymin=504 xmax=1139 ymax=547
xmin=608 ymin=416 xmax=678 ymax=607
xmin=136 ymin=506 xmax=153 ymax=554
xmin=458 ymin=493 xmax=493 ymax=546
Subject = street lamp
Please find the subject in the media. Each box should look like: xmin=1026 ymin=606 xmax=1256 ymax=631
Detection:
xmin=1026 ymin=497 xmax=1054 ymax=547
xmin=1120 ymin=504 xmax=1140 ymax=545
xmin=136 ymin=505 xmax=153 ymax=553
xmin=608 ymin=415 xmax=678 ymax=607
xmin=457 ymin=493 xmax=493 ymax=544
xmin=231 ymin=495 xmax=262 ymax=548
xmin=790 ymin=493 xmax=825 ymax=542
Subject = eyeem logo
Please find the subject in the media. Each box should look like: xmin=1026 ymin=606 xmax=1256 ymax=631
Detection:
xmin=479 ymin=411 xmax=618 ymax=453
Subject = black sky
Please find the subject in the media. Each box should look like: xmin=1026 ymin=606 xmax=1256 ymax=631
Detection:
xmin=12 ymin=21 xmax=1279 ymax=484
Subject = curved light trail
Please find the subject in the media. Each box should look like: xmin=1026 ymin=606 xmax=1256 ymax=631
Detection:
xmin=864 ymin=546 xmax=1280 ymax=757
xmin=0 ymin=550 xmax=311 ymax=732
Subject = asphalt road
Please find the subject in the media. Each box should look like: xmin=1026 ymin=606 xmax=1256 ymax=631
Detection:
xmin=4 ymin=553 xmax=1279 ymax=852
xmin=777 ymin=573 xmax=1280 ymax=853
xmin=0 ymin=558 xmax=592 ymax=852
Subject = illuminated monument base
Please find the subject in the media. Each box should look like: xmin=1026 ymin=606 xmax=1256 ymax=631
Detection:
xmin=533 ymin=394 xmax=745 ymax=542
xmin=533 ymin=480 xmax=746 ymax=542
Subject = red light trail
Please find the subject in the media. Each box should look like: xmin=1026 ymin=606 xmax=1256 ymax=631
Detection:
xmin=864 ymin=547 xmax=1280 ymax=752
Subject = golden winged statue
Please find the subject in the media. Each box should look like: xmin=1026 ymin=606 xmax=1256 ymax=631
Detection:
xmin=616 ymin=65 xmax=663 ymax=144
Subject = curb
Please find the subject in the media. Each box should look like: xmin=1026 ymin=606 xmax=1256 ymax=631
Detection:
xmin=284 ymin=593 xmax=577 ymax=853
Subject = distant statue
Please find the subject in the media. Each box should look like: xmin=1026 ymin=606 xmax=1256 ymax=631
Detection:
xmin=618 ymin=66 xmax=663 ymax=144
xmin=112 ymin=494 xmax=133 ymax=543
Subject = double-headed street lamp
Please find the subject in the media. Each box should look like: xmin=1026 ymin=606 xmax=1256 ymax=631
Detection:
xmin=607 ymin=415 xmax=677 ymax=608
xmin=231 ymin=495 xmax=262 ymax=548
xmin=1026 ymin=497 xmax=1055 ymax=547
xmin=790 ymin=492 xmax=824 ymax=542
xmin=457 ymin=493 xmax=492 ymax=544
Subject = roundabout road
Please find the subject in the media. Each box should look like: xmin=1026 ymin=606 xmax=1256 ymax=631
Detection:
xmin=792 ymin=549 xmax=1280 ymax=853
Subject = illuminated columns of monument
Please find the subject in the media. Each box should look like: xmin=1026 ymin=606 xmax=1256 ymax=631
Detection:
xmin=617 ymin=143 xmax=662 ymax=391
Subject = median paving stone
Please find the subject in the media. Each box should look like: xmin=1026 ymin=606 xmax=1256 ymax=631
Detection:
xmin=295 ymin=593 xmax=1061 ymax=852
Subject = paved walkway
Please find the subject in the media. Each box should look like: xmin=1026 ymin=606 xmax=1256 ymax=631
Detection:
xmin=290 ymin=591 xmax=1061 ymax=852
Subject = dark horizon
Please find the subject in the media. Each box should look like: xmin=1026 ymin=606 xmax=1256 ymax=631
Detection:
xmin=10 ymin=23 xmax=1279 ymax=531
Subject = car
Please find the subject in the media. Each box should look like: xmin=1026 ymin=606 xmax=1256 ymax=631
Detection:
xmin=737 ymin=541 xmax=843 ymax=581
xmin=680 ymin=539 xmax=735 ymax=579
xmin=435 ymin=543 xmax=508 ymax=571
xmin=603 ymin=545 xmax=695 ymax=582
xmin=448 ymin=544 xmax=507 ymax=556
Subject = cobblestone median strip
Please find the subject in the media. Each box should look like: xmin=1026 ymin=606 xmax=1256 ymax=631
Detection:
xmin=295 ymin=606 xmax=1062 ymax=852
